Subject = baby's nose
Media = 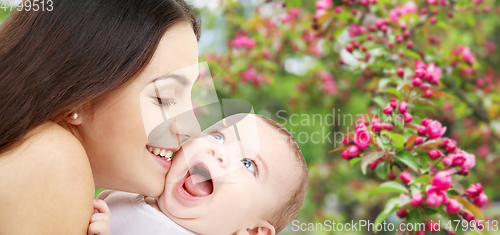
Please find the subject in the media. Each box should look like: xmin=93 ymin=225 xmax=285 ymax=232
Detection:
xmin=207 ymin=148 xmax=230 ymax=169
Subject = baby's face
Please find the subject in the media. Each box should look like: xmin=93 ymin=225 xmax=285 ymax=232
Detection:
xmin=158 ymin=114 xmax=297 ymax=234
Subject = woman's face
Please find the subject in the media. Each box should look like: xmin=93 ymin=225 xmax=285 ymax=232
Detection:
xmin=79 ymin=22 xmax=201 ymax=197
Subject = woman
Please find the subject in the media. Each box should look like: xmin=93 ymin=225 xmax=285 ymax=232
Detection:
xmin=0 ymin=0 xmax=202 ymax=233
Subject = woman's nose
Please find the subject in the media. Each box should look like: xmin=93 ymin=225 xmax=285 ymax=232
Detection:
xmin=170 ymin=106 xmax=201 ymax=143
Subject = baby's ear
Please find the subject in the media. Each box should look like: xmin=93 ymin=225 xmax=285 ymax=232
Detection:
xmin=235 ymin=221 xmax=275 ymax=235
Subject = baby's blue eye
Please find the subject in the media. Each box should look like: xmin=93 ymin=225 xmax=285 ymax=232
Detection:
xmin=212 ymin=134 xmax=224 ymax=144
xmin=241 ymin=159 xmax=257 ymax=175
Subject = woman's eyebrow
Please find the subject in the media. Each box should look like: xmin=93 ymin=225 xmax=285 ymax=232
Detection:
xmin=152 ymin=74 xmax=190 ymax=86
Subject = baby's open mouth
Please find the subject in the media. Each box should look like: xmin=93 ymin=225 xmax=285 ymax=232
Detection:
xmin=183 ymin=164 xmax=214 ymax=197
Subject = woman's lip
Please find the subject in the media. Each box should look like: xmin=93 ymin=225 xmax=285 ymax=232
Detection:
xmin=146 ymin=144 xmax=180 ymax=152
xmin=148 ymin=148 xmax=172 ymax=171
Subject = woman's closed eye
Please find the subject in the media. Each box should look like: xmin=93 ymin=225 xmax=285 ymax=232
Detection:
xmin=155 ymin=97 xmax=177 ymax=107
xmin=241 ymin=158 xmax=258 ymax=175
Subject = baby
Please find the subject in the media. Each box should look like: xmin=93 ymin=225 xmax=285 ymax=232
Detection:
xmin=92 ymin=114 xmax=308 ymax=235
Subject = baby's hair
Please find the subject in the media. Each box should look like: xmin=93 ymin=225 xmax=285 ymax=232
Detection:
xmin=254 ymin=115 xmax=308 ymax=234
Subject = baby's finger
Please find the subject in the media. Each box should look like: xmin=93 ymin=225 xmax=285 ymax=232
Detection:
xmin=87 ymin=221 xmax=110 ymax=235
xmin=93 ymin=199 xmax=111 ymax=215
xmin=90 ymin=213 xmax=110 ymax=224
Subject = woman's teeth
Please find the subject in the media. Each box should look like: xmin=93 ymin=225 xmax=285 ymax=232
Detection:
xmin=148 ymin=147 xmax=173 ymax=161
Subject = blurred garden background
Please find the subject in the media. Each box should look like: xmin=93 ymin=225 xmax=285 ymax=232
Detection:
xmin=189 ymin=0 xmax=500 ymax=234
xmin=2 ymin=0 xmax=499 ymax=234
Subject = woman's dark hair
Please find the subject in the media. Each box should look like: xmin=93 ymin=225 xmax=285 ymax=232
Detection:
xmin=0 ymin=0 xmax=200 ymax=154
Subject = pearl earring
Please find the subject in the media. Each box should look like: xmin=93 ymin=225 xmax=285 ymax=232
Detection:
xmin=70 ymin=112 xmax=78 ymax=120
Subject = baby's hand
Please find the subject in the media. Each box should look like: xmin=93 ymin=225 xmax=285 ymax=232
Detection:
xmin=87 ymin=199 xmax=111 ymax=235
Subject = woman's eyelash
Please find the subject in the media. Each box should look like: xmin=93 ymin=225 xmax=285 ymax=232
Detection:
xmin=156 ymin=98 xmax=176 ymax=107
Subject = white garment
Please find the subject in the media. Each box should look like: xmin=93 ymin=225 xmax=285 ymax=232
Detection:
xmin=97 ymin=190 xmax=196 ymax=235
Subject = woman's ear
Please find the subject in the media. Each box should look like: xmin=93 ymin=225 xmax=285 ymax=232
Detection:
xmin=235 ymin=221 xmax=276 ymax=235
xmin=63 ymin=107 xmax=85 ymax=126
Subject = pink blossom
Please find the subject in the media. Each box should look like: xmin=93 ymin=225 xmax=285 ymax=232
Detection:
xmin=372 ymin=123 xmax=382 ymax=133
xmin=417 ymin=126 xmax=427 ymax=135
xmin=346 ymin=145 xmax=361 ymax=157
xmin=348 ymin=24 xmax=367 ymax=37
xmin=473 ymin=193 xmax=488 ymax=207
xmin=319 ymin=71 xmax=337 ymax=95
xmin=388 ymin=7 xmax=402 ymax=22
xmin=241 ymin=67 xmax=264 ymax=87
xmin=442 ymin=155 xmax=453 ymax=167
xmin=446 ymin=199 xmax=461 ymax=214
xmin=452 ymin=153 xmax=465 ymax=166
xmin=461 ymin=47 xmax=475 ymax=64
xmin=428 ymin=0 xmax=437 ymax=4
xmin=281 ymin=8 xmax=301 ymax=23
xmin=415 ymin=60 xmax=427 ymax=70
xmin=383 ymin=106 xmax=393 ymax=114
xmin=340 ymin=150 xmax=350 ymax=160
xmin=432 ymin=172 xmax=451 ymax=190
xmin=466 ymin=183 xmax=483 ymax=198
xmin=425 ymin=62 xmax=442 ymax=84
xmin=399 ymin=101 xmax=408 ymax=113
xmin=388 ymin=1 xmax=417 ymax=22
xmin=396 ymin=209 xmax=408 ymax=218
xmin=400 ymin=172 xmax=412 ymax=184
xmin=262 ymin=49 xmax=271 ymax=59
xmin=310 ymin=44 xmax=323 ymax=57
xmin=464 ymin=212 xmax=475 ymax=221
xmin=414 ymin=137 xmax=423 ymax=145
xmin=314 ymin=9 xmax=327 ymax=19
xmin=426 ymin=120 xmax=446 ymax=139
xmin=403 ymin=112 xmax=413 ymax=123
xmin=427 ymin=186 xmax=449 ymax=206
xmin=426 ymin=192 xmax=442 ymax=207
xmin=230 ymin=32 xmax=256 ymax=49
xmin=302 ymin=31 xmax=317 ymax=43
xmin=354 ymin=125 xmax=370 ymax=148
xmin=411 ymin=194 xmax=424 ymax=207
xmin=413 ymin=78 xmax=422 ymax=86
xmin=477 ymin=144 xmax=490 ymax=157
xmin=383 ymin=123 xmax=393 ymax=130
xmin=401 ymin=1 xmax=418 ymax=14
xmin=461 ymin=152 xmax=476 ymax=170
xmin=241 ymin=67 xmax=256 ymax=82
xmin=445 ymin=139 xmax=457 ymax=152
xmin=316 ymin=0 xmax=333 ymax=10
xmin=429 ymin=149 xmax=441 ymax=160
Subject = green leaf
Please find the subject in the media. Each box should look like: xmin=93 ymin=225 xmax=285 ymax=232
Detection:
xmin=383 ymin=87 xmax=402 ymax=98
xmin=407 ymin=209 xmax=422 ymax=226
xmin=369 ymin=182 xmax=409 ymax=197
xmin=373 ymin=96 xmax=387 ymax=108
xmin=287 ymin=0 xmax=302 ymax=7
xmin=361 ymin=148 xmax=384 ymax=175
xmin=409 ymin=175 xmax=430 ymax=185
xmin=412 ymin=102 xmax=437 ymax=115
xmin=375 ymin=161 xmax=389 ymax=180
xmin=375 ymin=197 xmax=400 ymax=225
xmin=378 ymin=78 xmax=393 ymax=90
xmin=395 ymin=151 xmax=419 ymax=172
xmin=423 ymin=207 xmax=438 ymax=216
xmin=403 ymin=49 xmax=422 ymax=59
xmin=391 ymin=133 xmax=405 ymax=147
xmin=350 ymin=157 xmax=361 ymax=167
